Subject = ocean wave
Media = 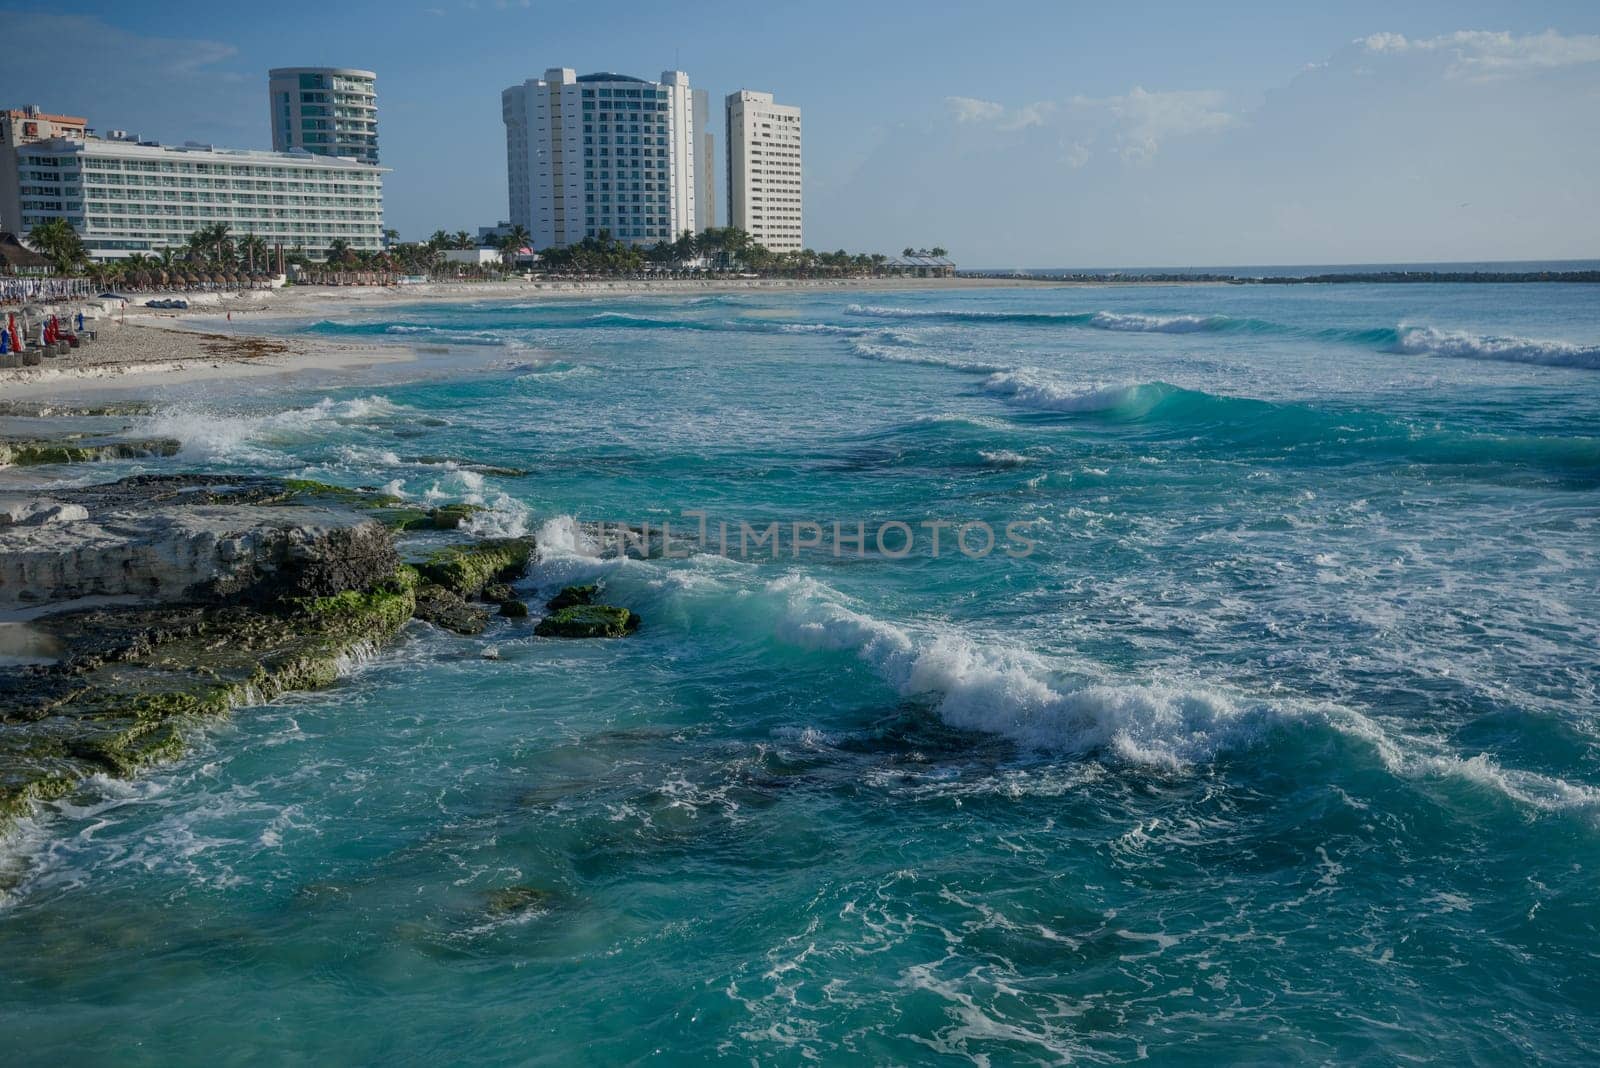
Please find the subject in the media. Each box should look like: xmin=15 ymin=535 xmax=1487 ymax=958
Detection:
xmin=761 ymin=574 xmax=1600 ymax=810
xmin=308 ymin=320 xmax=510 ymax=345
xmin=849 ymin=338 xmax=1009 ymax=374
xmin=981 ymin=371 xmax=1170 ymax=414
xmin=1088 ymin=311 xmax=1235 ymax=333
xmin=1396 ymin=325 xmax=1600 ymax=369
xmin=388 ymin=325 xmax=507 ymax=344
xmin=978 ymin=449 xmax=1032 ymax=467
xmin=778 ymin=322 xmax=870 ymax=336
xmin=147 ymin=396 xmax=412 ymax=463
xmin=846 ymin=303 xmax=1261 ymax=335
xmin=766 ymin=574 xmax=1273 ymax=769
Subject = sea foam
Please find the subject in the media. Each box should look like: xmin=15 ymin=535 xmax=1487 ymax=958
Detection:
xmin=1396 ymin=325 xmax=1600 ymax=369
xmin=980 ymin=370 xmax=1164 ymax=414
xmin=766 ymin=574 xmax=1268 ymax=769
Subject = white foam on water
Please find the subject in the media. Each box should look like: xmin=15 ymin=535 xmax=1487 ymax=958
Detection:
xmin=752 ymin=574 xmax=1600 ymax=812
xmin=982 ymin=370 xmax=1158 ymax=414
xmin=848 ymin=338 xmax=1008 ymax=374
xmin=765 ymin=574 xmax=1267 ymax=769
xmin=146 ymin=395 xmax=412 ymax=464
xmin=1396 ymin=325 xmax=1600 ymax=369
xmin=1089 ymin=310 xmax=1230 ymax=333
xmin=464 ymin=491 xmax=534 ymax=538
xmin=1327 ymin=712 xmax=1600 ymax=813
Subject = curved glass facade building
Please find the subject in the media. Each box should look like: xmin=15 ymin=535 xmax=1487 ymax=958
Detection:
xmin=269 ymin=67 xmax=380 ymax=165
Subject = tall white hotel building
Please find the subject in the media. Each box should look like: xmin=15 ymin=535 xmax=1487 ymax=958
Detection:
xmin=502 ymin=68 xmax=698 ymax=248
xmin=725 ymin=90 xmax=802 ymax=252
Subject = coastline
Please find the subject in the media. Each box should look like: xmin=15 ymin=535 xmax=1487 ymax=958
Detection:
xmin=0 ymin=315 xmax=417 ymax=398
xmin=0 ymin=275 xmax=1086 ymax=397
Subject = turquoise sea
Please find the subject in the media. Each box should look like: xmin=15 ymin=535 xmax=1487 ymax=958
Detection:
xmin=3 ymin=282 xmax=1599 ymax=1063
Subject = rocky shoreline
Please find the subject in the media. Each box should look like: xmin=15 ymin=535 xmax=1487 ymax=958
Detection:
xmin=0 ymin=446 xmax=647 ymax=842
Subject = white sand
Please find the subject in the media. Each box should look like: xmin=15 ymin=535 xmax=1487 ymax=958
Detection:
xmin=0 ymin=275 xmax=1061 ymax=399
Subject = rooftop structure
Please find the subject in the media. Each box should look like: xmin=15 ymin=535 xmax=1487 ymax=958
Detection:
xmin=269 ymin=68 xmax=380 ymax=165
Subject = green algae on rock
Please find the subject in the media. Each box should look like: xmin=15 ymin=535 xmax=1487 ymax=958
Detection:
xmin=418 ymin=538 xmax=534 ymax=597
xmin=485 ymin=885 xmax=553 ymax=915
xmin=0 ymin=577 xmax=418 ymax=823
xmin=0 ymin=436 xmax=182 ymax=468
xmin=0 ymin=472 xmax=534 ymax=838
xmin=534 ymin=604 xmax=640 ymax=639
xmin=545 ymin=584 xmax=598 ymax=611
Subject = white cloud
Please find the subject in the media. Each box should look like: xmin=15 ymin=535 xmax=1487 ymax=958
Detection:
xmin=947 ymin=86 xmax=1234 ymax=163
xmin=1000 ymin=101 xmax=1056 ymax=131
xmin=1359 ymin=28 xmax=1600 ymax=78
xmin=946 ymin=97 xmax=1057 ymax=131
xmin=1361 ymin=32 xmax=1412 ymax=54
xmin=1076 ymin=86 xmax=1237 ymax=164
xmin=1063 ymin=140 xmax=1092 ymax=169
xmin=945 ymin=96 xmax=1004 ymax=123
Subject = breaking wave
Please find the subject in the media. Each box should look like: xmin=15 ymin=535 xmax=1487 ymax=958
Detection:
xmin=146 ymin=396 xmax=415 ymax=464
xmin=981 ymin=371 xmax=1170 ymax=414
xmin=846 ymin=304 xmax=1263 ymax=334
xmin=1395 ymin=325 xmax=1600 ymax=369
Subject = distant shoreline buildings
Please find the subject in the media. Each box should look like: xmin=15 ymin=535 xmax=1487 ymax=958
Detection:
xmin=501 ymin=67 xmax=804 ymax=253
xmin=1 ymin=59 xmax=810 ymax=264
xmin=726 ymin=90 xmax=802 ymax=252
xmin=0 ymin=63 xmax=387 ymax=263
xmin=502 ymin=68 xmax=702 ymax=249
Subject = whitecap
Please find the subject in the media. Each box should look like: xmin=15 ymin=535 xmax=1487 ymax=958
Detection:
xmin=1396 ymin=325 xmax=1600 ymax=370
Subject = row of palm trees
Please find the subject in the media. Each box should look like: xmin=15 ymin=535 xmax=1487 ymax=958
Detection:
xmin=22 ymin=218 xmax=524 ymax=290
xmin=23 ymin=216 xmax=948 ymax=286
xmin=538 ymin=227 xmax=911 ymax=278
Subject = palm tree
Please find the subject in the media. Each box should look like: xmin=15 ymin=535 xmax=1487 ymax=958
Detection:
xmin=198 ymin=222 xmax=235 ymax=267
xmin=27 ymin=218 xmax=88 ymax=274
xmin=497 ymin=224 xmax=531 ymax=254
xmin=452 ymin=230 xmax=474 ymax=250
xmin=239 ymin=234 xmax=269 ymax=273
xmin=325 ymin=238 xmax=355 ymax=267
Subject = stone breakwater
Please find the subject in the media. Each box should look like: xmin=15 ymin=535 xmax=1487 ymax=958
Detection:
xmin=0 ymin=474 xmax=539 ymax=835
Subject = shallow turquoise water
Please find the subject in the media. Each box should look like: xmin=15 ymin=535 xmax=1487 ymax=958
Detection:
xmin=3 ymin=284 xmax=1599 ymax=1064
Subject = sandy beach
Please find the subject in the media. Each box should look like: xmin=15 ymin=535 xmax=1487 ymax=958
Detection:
xmin=0 ymin=276 xmax=1063 ymax=397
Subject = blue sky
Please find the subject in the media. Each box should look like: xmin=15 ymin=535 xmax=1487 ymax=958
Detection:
xmin=2 ymin=1 xmax=1597 ymax=265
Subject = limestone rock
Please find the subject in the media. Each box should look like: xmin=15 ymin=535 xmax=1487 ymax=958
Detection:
xmin=0 ymin=497 xmax=89 ymax=527
xmin=412 ymin=581 xmax=490 ymax=635
xmin=0 ymin=503 xmax=397 ymax=608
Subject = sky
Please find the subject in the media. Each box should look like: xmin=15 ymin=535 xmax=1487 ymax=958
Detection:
xmin=1 ymin=1 xmax=1597 ymax=267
